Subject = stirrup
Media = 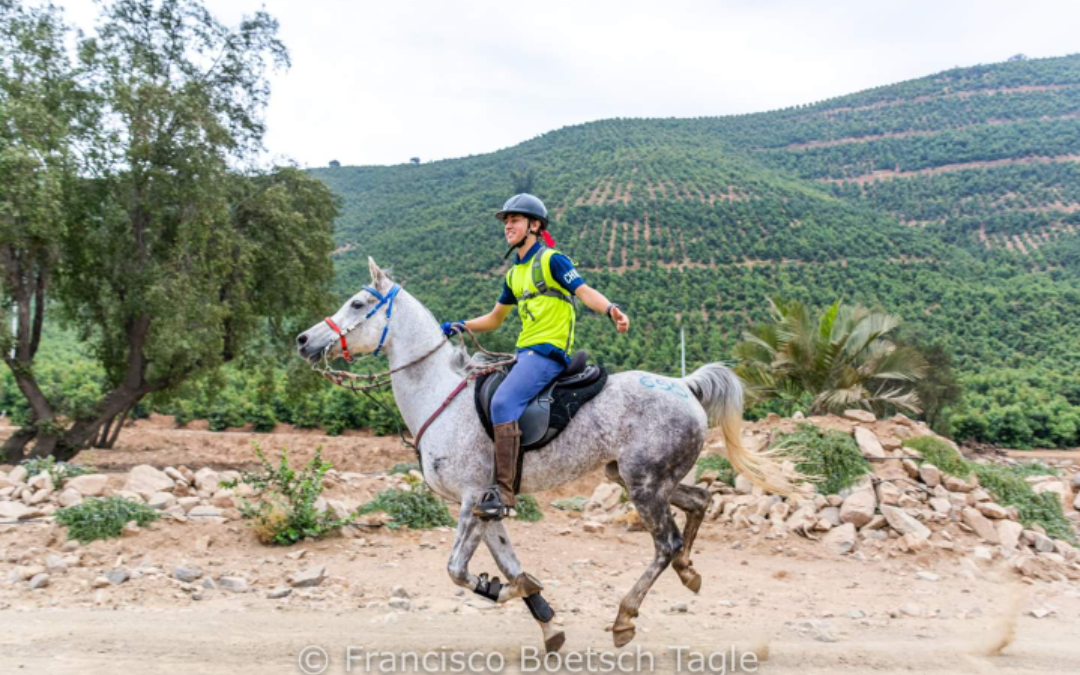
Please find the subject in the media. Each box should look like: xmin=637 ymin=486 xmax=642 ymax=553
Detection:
xmin=473 ymin=486 xmax=508 ymax=521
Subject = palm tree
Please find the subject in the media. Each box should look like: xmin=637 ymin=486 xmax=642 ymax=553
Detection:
xmin=735 ymin=298 xmax=927 ymax=416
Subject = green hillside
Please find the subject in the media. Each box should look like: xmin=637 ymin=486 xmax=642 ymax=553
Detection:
xmin=310 ymin=55 xmax=1080 ymax=447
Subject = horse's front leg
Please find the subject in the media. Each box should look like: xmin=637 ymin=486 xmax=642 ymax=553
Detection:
xmin=482 ymin=520 xmax=566 ymax=654
xmin=446 ymin=497 xmax=485 ymax=592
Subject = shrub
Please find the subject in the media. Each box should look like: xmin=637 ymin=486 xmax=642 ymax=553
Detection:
xmin=513 ymin=494 xmax=543 ymax=522
xmin=55 ymin=497 xmax=160 ymax=543
xmin=356 ymin=486 xmax=455 ymax=530
xmin=772 ymin=423 xmax=871 ymax=495
xmin=222 ymin=444 xmax=355 ymax=545
xmin=696 ymin=453 xmax=736 ymax=485
xmin=21 ymin=456 xmax=96 ymax=487
xmin=551 ymin=496 xmax=587 ymax=512
xmin=388 ymin=462 xmax=420 ymax=476
xmin=901 ymin=437 xmax=1075 ymax=542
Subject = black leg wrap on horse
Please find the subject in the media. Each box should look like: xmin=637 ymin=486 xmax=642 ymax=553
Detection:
xmin=524 ymin=592 xmax=555 ymax=623
xmin=473 ymin=573 xmax=502 ymax=602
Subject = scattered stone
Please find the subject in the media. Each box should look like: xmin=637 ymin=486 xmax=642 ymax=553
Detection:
xmin=734 ymin=474 xmax=754 ymax=495
xmin=218 ymin=576 xmax=250 ymax=593
xmin=853 ymin=427 xmax=885 ymax=459
xmin=123 ymin=465 xmax=175 ymax=498
xmin=57 ymin=488 xmax=82 ymax=508
xmin=901 ymin=459 xmax=920 ymax=479
xmin=899 ymin=602 xmax=923 ymax=618
xmin=193 ymin=468 xmax=222 ymax=493
xmin=818 ymin=506 xmax=842 ymax=527
xmin=843 ymin=409 xmax=876 ymax=423
xmin=388 ymin=597 xmax=412 ymax=611
xmin=0 ymin=501 xmax=36 ymax=520
xmin=880 ymin=505 xmax=930 ymax=540
xmin=92 ymin=576 xmax=110 ymax=589
xmin=582 ymin=521 xmax=605 ymax=534
xmin=27 ymin=573 xmax=50 ymax=589
xmin=288 ymin=565 xmax=328 ymax=588
xmin=961 ymin=507 xmax=999 ymax=544
xmin=840 ymin=489 xmax=877 ymax=529
xmin=1032 ymin=480 xmax=1071 ymax=508
xmin=976 ymin=502 xmax=1008 ymax=520
xmin=173 ymin=566 xmax=203 ymax=583
xmin=822 ymin=523 xmax=857 ymax=555
xmin=391 ymin=586 xmax=410 ymax=599
xmin=928 ymin=497 xmax=952 ymax=514
xmin=670 ymin=602 xmax=689 ymax=614
xmin=996 ymin=520 xmax=1024 ymax=550
xmin=147 ymin=492 xmax=176 ymax=511
xmin=584 ymin=482 xmax=622 ymax=512
xmin=1030 ymin=531 xmax=1056 ymax=554
xmin=943 ymin=475 xmax=972 ymax=493
xmin=28 ymin=471 xmax=54 ymax=492
xmin=267 ymin=587 xmax=292 ymax=599
xmin=8 ymin=465 xmax=28 ymax=484
xmin=107 ymin=568 xmax=130 ymax=585
xmin=211 ymin=489 xmax=237 ymax=509
xmin=45 ymin=554 xmax=68 ymax=574
xmin=915 ymin=571 xmax=939 ymax=582
xmin=876 ymin=482 xmax=902 ymax=506
xmin=918 ymin=464 xmax=941 ymax=488
xmin=847 ymin=609 xmax=866 ymax=619
xmin=972 ymin=547 xmax=993 ymax=562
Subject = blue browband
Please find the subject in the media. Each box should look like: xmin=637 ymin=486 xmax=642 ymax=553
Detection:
xmin=362 ymin=283 xmax=400 ymax=358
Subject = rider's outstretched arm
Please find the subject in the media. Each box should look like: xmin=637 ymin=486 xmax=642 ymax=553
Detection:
xmin=574 ymin=284 xmax=630 ymax=333
xmin=464 ymin=302 xmax=514 ymax=333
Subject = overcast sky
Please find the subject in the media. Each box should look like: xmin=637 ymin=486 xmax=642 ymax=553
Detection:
xmin=54 ymin=0 xmax=1080 ymax=168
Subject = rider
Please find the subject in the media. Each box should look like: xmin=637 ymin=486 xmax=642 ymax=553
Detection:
xmin=442 ymin=193 xmax=630 ymax=521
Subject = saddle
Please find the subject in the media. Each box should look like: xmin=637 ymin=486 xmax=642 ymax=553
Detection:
xmin=474 ymin=351 xmax=608 ymax=452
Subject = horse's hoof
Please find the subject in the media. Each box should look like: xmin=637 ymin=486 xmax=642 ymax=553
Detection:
xmin=545 ymin=630 xmax=566 ymax=653
xmin=612 ymin=626 xmax=636 ymax=648
xmin=682 ymin=570 xmax=702 ymax=594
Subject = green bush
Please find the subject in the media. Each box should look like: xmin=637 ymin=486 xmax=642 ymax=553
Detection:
xmin=513 ymin=494 xmax=543 ymax=522
xmin=356 ymin=486 xmax=455 ymax=530
xmin=55 ymin=497 xmax=160 ymax=543
xmin=21 ymin=456 xmax=96 ymax=487
xmin=772 ymin=423 xmax=871 ymax=495
xmin=696 ymin=453 xmax=736 ymax=485
xmin=902 ymin=437 xmax=1075 ymax=542
xmin=222 ymin=444 xmax=355 ymax=545
xmin=388 ymin=462 xmax=420 ymax=476
xmin=551 ymin=496 xmax=587 ymax=512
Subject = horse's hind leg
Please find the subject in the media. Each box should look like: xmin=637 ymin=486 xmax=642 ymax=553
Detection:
xmin=605 ymin=461 xmax=706 ymax=593
xmin=611 ymin=479 xmax=684 ymax=648
xmin=482 ymin=521 xmax=566 ymax=653
xmin=669 ymin=484 xmax=709 ymax=593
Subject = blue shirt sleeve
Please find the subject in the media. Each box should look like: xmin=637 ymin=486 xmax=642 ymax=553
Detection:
xmin=498 ymin=279 xmax=516 ymax=305
xmin=548 ymin=253 xmax=585 ymax=294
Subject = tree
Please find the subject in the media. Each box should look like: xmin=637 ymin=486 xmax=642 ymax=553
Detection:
xmin=0 ymin=0 xmax=88 ymax=458
xmin=894 ymin=339 xmax=962 ymax=435
xmin=329 ymin=160 xmax=340 ymax=168
xmin=2 ymin=0 xmax=338 ymax=462
xmin=509 ymin=163 xmax=536 ymax=194
xmin=734 ymin=298 xmax=928 ymax=416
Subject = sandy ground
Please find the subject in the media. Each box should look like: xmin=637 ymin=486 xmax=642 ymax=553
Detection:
xmin=2 ymin=420 xmax=1079 ymax=674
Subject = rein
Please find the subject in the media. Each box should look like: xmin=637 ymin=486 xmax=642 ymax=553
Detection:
xmin=312 ymin=292 xmax=515 ymax=464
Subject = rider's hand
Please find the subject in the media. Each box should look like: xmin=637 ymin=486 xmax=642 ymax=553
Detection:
xmin=611 ymin=307 xmax=629 ymax=333
xmin=441 ymin=320 xmax=466 ymax=338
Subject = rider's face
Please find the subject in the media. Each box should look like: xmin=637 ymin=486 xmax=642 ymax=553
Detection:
xmin=503 ymin=213 xmax=536 ymax=246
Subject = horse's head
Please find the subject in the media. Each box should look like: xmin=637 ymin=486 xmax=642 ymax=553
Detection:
xmin=296 ymin=257 xmax=398 ymax=363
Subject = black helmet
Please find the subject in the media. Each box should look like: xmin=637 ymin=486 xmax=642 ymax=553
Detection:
xmin=495 ymin=193 xmax=548 ymax=226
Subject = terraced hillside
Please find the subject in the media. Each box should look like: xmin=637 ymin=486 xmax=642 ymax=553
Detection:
xmin=313 ymin=55 xmax=1080 ymax=446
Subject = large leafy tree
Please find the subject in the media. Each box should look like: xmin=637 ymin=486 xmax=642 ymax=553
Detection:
xmin=2 ymin=0 xmax=337 ymax=462
xmin=734 ymin=298 xmax=928 ymax=416
xmin=0 ymin=0 xmax=88 ymax=458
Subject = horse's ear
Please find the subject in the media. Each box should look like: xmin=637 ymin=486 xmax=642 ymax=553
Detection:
xmin=368 ymin=256 xmax=388 ymax=288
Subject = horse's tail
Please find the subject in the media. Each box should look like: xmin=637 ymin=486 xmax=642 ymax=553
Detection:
xmin=682 ymin=363 xmax=799 ymax=497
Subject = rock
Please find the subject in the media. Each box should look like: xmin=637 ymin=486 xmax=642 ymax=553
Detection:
xmin=785 ymin=506 xmax=818 ymax=534
xmin=177 ymin=496 xmax=201 ymax=512
xmin=822 ymin=523 xmax=857 ymax=555
xmin=1073 ymin=492 xmax=1080 ymax=512
xmin=92 ymin=576 xmax=110 ymax=589
xmin=961 ymin=507 xmax=999 ymax=544
xmin=1030 ymin=531 xmax=1056 ymax=553
xmin=1054 ymin=539 xmax=1076 ymax=560
xmin=670 ymin=602 xmax=689 ymax=613
xmin=8 ymin=465 xmax=28 ymax=484
xmin=853 ymin=427 xmax=885 ymax=459
xmin=899 ymin=602 xmax=922 ymax=618
xmin=107 ymin=568 xmax=130 ymax=585
xmin=582 ymin=520 xmax=605 ymax=534
xmin=840 ymin=489 xmax=877 ymax=529
xmin=28 ymin=471 xmax=54 ymax=491
xmin=818 ymin=506 xmax=842 ymax=527
xmin=996 ymin=520 xmax=1024 ymax=550
xmin=875 ymin=482 xmax=902 ymax=506
xmin=976 ymin=502 xmax=1008 ymax=520
xmin=792 ymin=411 xmax=805 ymax=420
xmin=391 ymin=585 xmax=410 ymax=599
xmin=388 ymin=597 xmax=412 ymax=611
xmin=173 ymin=566 xmax=203 ymax=583
xmin=734 ymin=474 xmax=754 ymax=495
xmin=915 ymin=571 xmax=939 ymax=582
xmin=0 ymin=501 xmax=36 ymax=520
xmin=187 ymin=505 xmax=225 ymax=519
xmin=1033 ymin=480 xmax=1072 ymax=509
xmin=861 ymin=514 xmax=887 ymax=532
xmin=288 ymin=565 xmax=327 ymax=588
xmin=267 ymin=587 xmax=292 ymax=599
xmin=880 ymin=505 xmax=930 ymax=540
xmin=45 ymin=554 xmax=68 ymax=574
xmin=928 ymin=497 xmax=952 ymax=514
xmin=585 ymin=482 xmax=622 ymax=512
xmin=57 ymin=488 xmax=83 ymax=508
xmin=902 ymin=459 xmax=920 ymax=479
xmin=843 ymin=409 xmax=876 ymax=423
xmin=28 ymin=573 xmax=50 ymax=590
xmin=943 ymin=475 xmax=972 ymax=493
xmin=972 ymin=546 xmax=993 ymax=562
xmin=969 ymin=488 xmax=992 ymax=503
xmin=124 ymin=465 xmax=175 ymax=498
xmin=164 ymin=467 xmax=185 ymax=483
xmin=211 ymin=489 xmax=237 ymax=509
xmin=897 ymin=532 xmax=929 ymax=553
xmin=66 ymin=474 xmax=109 ymax=497
xmin=146 ymin=492 xmax=176 ymax=511
xmin=918 ymin=464 xmax=941 ymax=488
xmin=218 ymin=576 xmax=250 ymax=593
xmin=193 ymin=468 xmax=222 ymax=493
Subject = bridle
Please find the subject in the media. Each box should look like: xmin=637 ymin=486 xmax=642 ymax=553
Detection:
xmin=323 ymin=283 xmax=400 ymax=362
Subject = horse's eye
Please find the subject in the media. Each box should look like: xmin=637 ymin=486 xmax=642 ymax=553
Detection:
xmin=351 ymin=300 xmax=364 ymax=309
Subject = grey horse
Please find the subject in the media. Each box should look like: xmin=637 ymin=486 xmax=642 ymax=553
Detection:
xmin=297 ymin=259 xmax=796 ymax=652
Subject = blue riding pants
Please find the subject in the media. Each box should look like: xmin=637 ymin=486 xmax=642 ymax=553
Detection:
xmin=490 ymin=349 xmax=566 ymax=425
